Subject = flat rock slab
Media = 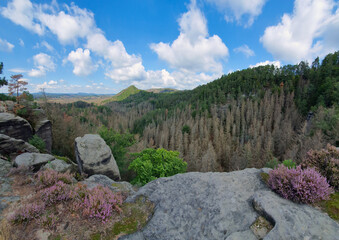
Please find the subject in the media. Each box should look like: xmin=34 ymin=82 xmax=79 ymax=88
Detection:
xmin=14 ymin=153 xmax=55 ymax=170
xmin=121 ymin=169 xmax=339 ymax=240
xmin=41 ymin=159 xmax=74 ymax=173
xmin=83 ymin=174 xmax=135 ymax=194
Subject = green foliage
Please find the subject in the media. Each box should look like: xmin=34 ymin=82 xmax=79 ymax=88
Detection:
xmin=320 ymin=192 xmax=339 ymax=220
xmin=29 ymin=135 xmax=46 ymax=152
xmin=282 ymin=159 xmax=297 ymax=169
xmin=128 ymin=148 xmax=187 ymax=186
xmin=0 ymin=93 xmax=16 ymax=101
xmin=265 ymin=158 xmax=280 ymax=169
xmin=182 ymin=125 xmax=191 ymax=134
xmin=99 ymin=126 xmax=135 ymax=180
xmin=102 ymin=85 xmax=141 ymax=103
xmin=0 ymin=62 xmax=8 ymax=88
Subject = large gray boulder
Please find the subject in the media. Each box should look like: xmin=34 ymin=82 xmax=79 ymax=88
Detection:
xmin=14 ymin=153 xmax=55 ymax=170
xmin=0 ymin=112 xmax=33 ymax=142
xmin=121 ymin=169 xmax=339 ymax=240
xmin=75 ymin=134 xmax=120 ymax=180
xmin=0 ymin=134 xmax=39 ymax=156
xmin=83 ymin=174 xmax=135 ymax=194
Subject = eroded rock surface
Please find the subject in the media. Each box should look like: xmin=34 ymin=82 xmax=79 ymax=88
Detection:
xmin=121 ymin=169 xmax=339 ymax=240
xmin=41 ymin=159 xmax=75 ymax=173
xmin=14 ymin=152 xmax=55 ymax=170
xmin=75 ymin=134 xmax=120 ymax=180
xmin=0 ymin=134 xmax=39 ymax=156
xmin=83 ymin=174 xmax=135 ymax=194
xmin=0 ymin=112 xmax=33 ymax=142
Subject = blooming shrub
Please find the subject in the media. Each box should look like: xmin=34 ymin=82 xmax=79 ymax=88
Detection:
xmin=35 ymin=169 xmax=73 ymax=189
xmin=73 ymin=185 xmax=123 ymax=223
xmin=41 ymin=181 xmax=72 ymax=206
xmin=301 ymin=144 xmax=339 ymax=190
xmin=268 ymin=165 xmax=333 ymax=204
xmin=7 ymin=165 xmax=32 ymax=176
xmin=9 ymin=202 xmax=45 ymax=224
xmin=38 ymin=213 xmax=59 ymax=229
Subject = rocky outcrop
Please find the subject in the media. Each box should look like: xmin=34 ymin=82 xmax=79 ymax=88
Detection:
xmin=41 ymin=159 xmax=75 ymax=173
xmin=83 ymin=174 xmax=135 ymax=194
xmin=0 ymin=113 xmax=33 ymax=142
xmin=0 ymin=134 xmax=39 ymax=156
xmin=75 ymin=134 xmax=120 ymax=180
xmin=35 ymin=119 xmax=52 ymax=153
xmin=14 ymin=153 xmax=55 ymax=170
xmin=121 ymin=169 xmax=339 ymax=240
xmin=0 ymin=134 xmax=39 ymax=155
xmin=0 ymin=159 xmax=20 ymax=219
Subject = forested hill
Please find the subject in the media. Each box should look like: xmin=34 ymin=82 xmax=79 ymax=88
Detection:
xmin=48 ymin=51 xmax=338 ymax=177
xmin=126 ymin=51 xmax=338 ymax=135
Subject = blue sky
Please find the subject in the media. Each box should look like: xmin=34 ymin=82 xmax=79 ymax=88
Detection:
xmin=0 ymin=0 xmax=338 ymax=93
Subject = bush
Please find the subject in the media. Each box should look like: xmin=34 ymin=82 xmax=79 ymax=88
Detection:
xmin=282 ymin=159 xmax=297 ymax=169
xmin=128 ymin=148 xmax=187 ymax=186
xmin=268 ymin=165 xmax=333 ymax=203
xmin=72 ymin=185 xmax=123 ymax=223
xmin=301 ymin=144 xmax=339 ymax=190
xmin=9 ymin=202 xmax=45 ymax=224
xmin=41 ymin=181 xmax=72 ymax=206
xmin=35 ymin=169 xmax=73 ymax=189
xmin=265 ymin=158 xmax=280 ymax=169
xmin=29 ymin=135 xmax=46 ymax=152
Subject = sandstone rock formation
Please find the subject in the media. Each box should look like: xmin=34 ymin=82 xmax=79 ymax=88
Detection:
xmin=83 ymin=174 xmax=135 ymax=194
xmin=14 ymin=153 xmax=55 ymax=170
xmin=41 ymin=159 xmax=75 ymax=173
xmin=75 ymin=134 xmax=120 ymax=180
xmin=0 ymin=134 xmax=39 ymax=156
xmin=35 ymin=119 xmax=52 ymax=153
xmin=0 ymin=112 xmax=33 ymax=142
xmin=121 ymin=169 xmax=339 ymax=240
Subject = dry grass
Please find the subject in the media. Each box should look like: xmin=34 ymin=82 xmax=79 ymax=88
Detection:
xmin=0 ymin=219 xmax=11 ymax=240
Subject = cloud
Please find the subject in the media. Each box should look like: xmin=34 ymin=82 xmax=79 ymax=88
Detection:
xmin=67 ymin=48 xmax=97 ymax=76
xmin=38 ymin=4 xmax=96 ymax=44
xmin=260 ymin=0 xmax=339 ymax=63
xmin=234 ymin=44 xmax=255 ymax=58
xmin=86 ymin=33 xmax=146 ymax=82
xmin=9 ymin=68 xmax=26 ymax=73
xmin=19 ymin=38 xmax=24 ymax=47
xmin=205 ymin=0 xmax=268 ymax=26
xmin=249 ymin=60 xmax=281 ymax=68
xmin=150 ymin=1 xmax=228 ymax=73
xmin=0 ymin=38 xmax=14 ymax=52
xmin=28 ymin=53 xmax=56 ymax=77
xmin=1 ymin=0 xmax=44 ymax=34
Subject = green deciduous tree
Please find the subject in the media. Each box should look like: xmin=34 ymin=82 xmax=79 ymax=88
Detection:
xmin=128 ymin=148 xmax=187 ymax=186
xmin=0 ymin=62 xmax=8 ymax=88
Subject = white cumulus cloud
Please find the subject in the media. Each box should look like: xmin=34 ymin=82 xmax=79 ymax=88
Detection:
xmin=1 ymin=0 xmax=44 ymax=35
xmin=67 ymin=48 xmax=97 ymax=76
xmin=0 ymin=38 xmax=14 ymax=52
xmin=234 ymin=45 xmax=255 ymax=58
xmin=260 ymin=0 xmax=339 ymax=63
xmin=206 ymin=0 xmax=268 ymax=26
xmin=249 ymin=60 xmax=281 ymax=68
xmin=150 ymin=0 xmax=228 ymax=74
xmin=28 ymin=53 xmax=56 ymax=77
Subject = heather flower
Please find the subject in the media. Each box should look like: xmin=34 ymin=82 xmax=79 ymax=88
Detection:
xmin=268 ymin=165 xmax=333 ymax=204
xmin=40 ymin=181 xmax=72 ymax=206
xmin=301 ymin=144 xmax=339 ymax=190
xmin=35 ymin=168 xmax=73 ymax=189
xmin=8 ymin=202 xmax=45 ymax=224
xmin=73 ymin=185 xmax=123 ymax=223
xmin=38 ymin=213 xmax=59 ymax=229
